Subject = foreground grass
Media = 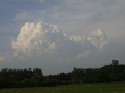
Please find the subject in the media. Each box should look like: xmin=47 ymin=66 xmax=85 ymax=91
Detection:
xmin=0 ymin=83 xmax=125 ymax=93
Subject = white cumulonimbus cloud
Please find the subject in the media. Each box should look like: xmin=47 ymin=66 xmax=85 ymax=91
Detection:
xmin=11 ymin=21 xmax=108 ymax=58
xmin=11 ymin=22 xmax=60 ymax=56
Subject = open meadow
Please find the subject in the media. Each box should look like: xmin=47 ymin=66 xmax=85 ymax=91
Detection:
xmin=0 ymin=83 xmax=125 ymax=93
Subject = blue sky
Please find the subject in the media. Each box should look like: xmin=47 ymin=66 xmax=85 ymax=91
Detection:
xmin=0 ymin=0 xmax=125 ymax=75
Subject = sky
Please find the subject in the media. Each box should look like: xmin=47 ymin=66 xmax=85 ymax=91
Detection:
xmin=0 ymin=0 xmax=125 ymax=75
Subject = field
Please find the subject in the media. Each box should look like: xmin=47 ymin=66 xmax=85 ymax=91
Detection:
xmin=0 ymin=83 xmax=125 ymax=93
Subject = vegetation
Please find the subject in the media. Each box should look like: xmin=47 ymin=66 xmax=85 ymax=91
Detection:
xmin=0 ymin=59 xmax=125 ymax=88
xmin=0 ymin=83 xmax=125 ymax=93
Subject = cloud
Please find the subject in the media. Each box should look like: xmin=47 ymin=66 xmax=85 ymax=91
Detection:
xmin=39 ymin=0 xmax=45 ymax=3
xmin=0 ymin=57 xmax=5 ymax=62
xmin=77 ymin=50 xmax=91 ymax=58
xmin=68 ymin=29 xmax=108 ymax=49
xmin=87 ymin=29 xmax=108 ymax=49
xmin=11 ymin=21 xmax=108 ymax=60
xmin=11 ymin=22 xmax=60 ymax=57
xmin=13 ymin=12 xmax=31 ymax=22
xmin=0 ymin=54 xmax=5 ymax=62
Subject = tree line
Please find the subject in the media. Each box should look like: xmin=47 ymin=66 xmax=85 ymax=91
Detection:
xmin=0 ymin=60 xmax=125 ymax=88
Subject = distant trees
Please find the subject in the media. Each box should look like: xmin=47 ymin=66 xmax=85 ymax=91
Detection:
xmin=71 ymin=59 xmax=125 ymax=84
xmin=112 ymin=59 xmax=119 ymax=65
xmin=72 ymin=67 xmax=84 ymax=84
xmin=0 ymin=59 xmax=125 ymax=88
xmin=0 ymin=68 xmax=43 ymax=88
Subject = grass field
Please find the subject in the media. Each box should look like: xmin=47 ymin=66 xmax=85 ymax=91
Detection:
xmin=0 ymin=83 xmax=125 ymax=93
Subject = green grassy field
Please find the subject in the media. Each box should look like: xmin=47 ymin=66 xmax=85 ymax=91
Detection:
xmin=0 ymin=83 xmax=125 ymax=93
